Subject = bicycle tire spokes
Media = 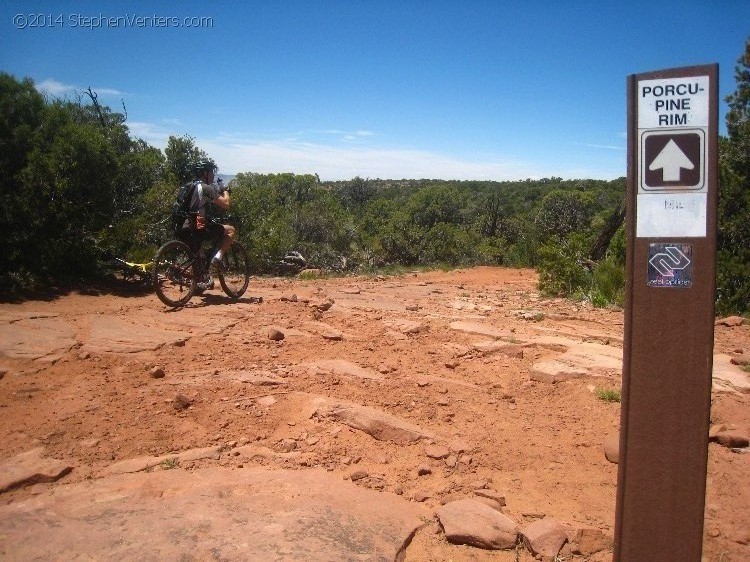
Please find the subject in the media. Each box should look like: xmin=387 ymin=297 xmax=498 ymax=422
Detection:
xmin=153 ymin=240 xmax=196 ymax=307
xmin=166 ymin=259 xmax=193 ymax=285
xmin=218 ymin=242 xmax=250 ymax=299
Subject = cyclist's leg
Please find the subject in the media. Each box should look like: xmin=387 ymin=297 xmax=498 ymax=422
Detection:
xmin=219 ymin=224 xmax=235 ymax=254
xmin=206 ymin=222 xmax=233 ymax=258
xmin=178 ymin=228 xmax=199 ymax=253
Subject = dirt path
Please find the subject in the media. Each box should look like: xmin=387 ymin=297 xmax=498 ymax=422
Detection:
xmin=0 ymin=267 xmax=747 ymax=561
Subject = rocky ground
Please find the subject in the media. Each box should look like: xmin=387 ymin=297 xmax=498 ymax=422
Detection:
xmin=0 ymin=266 xmax=747 ymax=561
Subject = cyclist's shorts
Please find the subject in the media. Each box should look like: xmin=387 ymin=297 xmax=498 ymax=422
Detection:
xmin=180 ymin=221 xmax=224 ymax=246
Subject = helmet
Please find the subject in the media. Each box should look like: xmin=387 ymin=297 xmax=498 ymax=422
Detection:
xmin=193 ymin=158 xmax=217 ymax=174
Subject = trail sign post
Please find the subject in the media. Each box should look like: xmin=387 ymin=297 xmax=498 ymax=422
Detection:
xmin=615 ymin=64 xmax=718 ymax=561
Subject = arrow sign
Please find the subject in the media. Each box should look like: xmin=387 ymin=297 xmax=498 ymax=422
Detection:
xmin=648 ymin=246 xmax=691 ymax=277
xmin=641 ymin=131 xmax=703 ymax=191
xmin=648 ymin=139 xmax=694 ymax=181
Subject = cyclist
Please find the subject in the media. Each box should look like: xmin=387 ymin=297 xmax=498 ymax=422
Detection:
xmin=182 ymin=159 xmax=234 ymax=269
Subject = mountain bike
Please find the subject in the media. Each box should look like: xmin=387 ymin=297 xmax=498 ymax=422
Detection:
xmin=106 ymin=257 xmax=153 ymax=287
xmin=152 ymin=217 xmax=250 ymax=308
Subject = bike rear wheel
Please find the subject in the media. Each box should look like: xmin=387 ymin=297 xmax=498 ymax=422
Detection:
xmin=153 ymin=240 xmax=197 ymax=307
xmin=218 ymin=241 xmax=250 ymax=299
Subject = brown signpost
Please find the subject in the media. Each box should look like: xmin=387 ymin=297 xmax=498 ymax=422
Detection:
xmin=614 ymin=64 xmax=718 ymax=561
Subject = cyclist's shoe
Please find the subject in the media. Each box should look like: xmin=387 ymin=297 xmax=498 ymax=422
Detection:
xmin=196 ymin=275 xmax=214 ymax=292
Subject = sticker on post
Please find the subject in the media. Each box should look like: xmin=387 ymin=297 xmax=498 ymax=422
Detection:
xmin=647 ymin=244 xmax=693 ymax=287
xmin=636 ymin=193 xmax=707 ymax=237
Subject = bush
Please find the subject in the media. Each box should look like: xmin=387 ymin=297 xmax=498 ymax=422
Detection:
xmin=716 ymin=250 xmax=750 ymax=316
xmin=537 ymin=236 xmax=591 ymax=297
xmin=591 ymin=258 xmax=626 ymax=307
xmin=422 ymin=223 xmax=479 ymax=265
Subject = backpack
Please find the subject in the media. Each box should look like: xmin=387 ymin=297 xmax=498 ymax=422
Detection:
xmin=170 ymin=181 xmax=198 ymax=236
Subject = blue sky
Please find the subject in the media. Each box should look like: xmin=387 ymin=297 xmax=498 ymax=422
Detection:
xmin=2 ymin=1 xmax=748 ymax=180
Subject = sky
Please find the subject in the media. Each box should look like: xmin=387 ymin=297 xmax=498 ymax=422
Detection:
xmin=2 ymin=1 xmax=748 ymax=181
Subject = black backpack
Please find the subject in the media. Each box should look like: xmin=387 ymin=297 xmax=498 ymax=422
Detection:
xmin=170 ymin=181 xmax=198 ymax=236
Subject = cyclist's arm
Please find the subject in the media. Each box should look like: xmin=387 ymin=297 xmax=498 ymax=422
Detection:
xmin=214 ymin=191 xmax=230 ymax=210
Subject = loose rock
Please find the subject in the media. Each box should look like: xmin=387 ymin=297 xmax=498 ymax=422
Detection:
xmin=603 ymin=434 xmax=619 ymax=464
xmin=349 ymin=470 xmax=368 ymax=481
xmin=709 ymin=423 xmax=728 ymax=439
xmin=522 ymin=517 xmax=568 ymax=559
xmin=716 ymin=316 xmax=745 ymax=327
xmin=268 ymin=329 xmax=285 ymax=341
xmin=424 ymin=444 xmax=451 ymax=460
xmin=713 ymin=431 xmax=749 ymax=449
xmin=173 ymin=394 xmax=192 ymax=411
xmin=572 ymin=528 xmax=612 ymax=555
xmin=474 ymin=489 xmax=507 ymax=507
xmin=437 ymin=498 xmax=519 ymax=550
xmin=322 ymin=332 xmax=343 ymax=341
xmin=312 ymin=298 xmax=334 ymax=312
xmin=276 ymin=439 xmax=297 ymax=453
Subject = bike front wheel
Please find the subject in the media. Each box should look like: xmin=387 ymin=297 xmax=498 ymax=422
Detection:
xmin=218 ymin=241 xmax=250 ymax=299
xmin=152 ymin=240 xmax=197 ymax=307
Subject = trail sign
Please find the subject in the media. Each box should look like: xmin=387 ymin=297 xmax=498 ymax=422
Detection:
xmin=615 ymin=64 xmax=718 ymax=562
xmin=636 ymin=74 xmax=710 ymax=237
xmin=642 ymin=130 xmax=704 ymax=189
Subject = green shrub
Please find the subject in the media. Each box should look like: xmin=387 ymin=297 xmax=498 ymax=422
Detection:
xmin=591 ymin=258 xmax=626 ymax=307
xmin=422 ymin=223 xmax=479 ymax=265
xmin=537 ymin=236 xmax=591 ymax=297
xmin=595 ymin=388 xmax=621 ymax=403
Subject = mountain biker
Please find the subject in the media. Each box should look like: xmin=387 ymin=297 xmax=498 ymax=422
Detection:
xmin=182 ymin=159 xmax=234 ymax=269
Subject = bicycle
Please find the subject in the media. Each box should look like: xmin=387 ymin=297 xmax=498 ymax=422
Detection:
xmin=107 ymin=257 xmax=153 ymax=287
xmin=151 ymin=217 xmax=250 ymax=308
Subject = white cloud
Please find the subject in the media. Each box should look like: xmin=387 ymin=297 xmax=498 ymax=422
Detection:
xmin=127 ymin=121 xmax=174 ymax=147
xmin=94 ymin=87 xmax=125 ymax=96
xmin=35 ymin=78 xmax=125 ymax=98
xmin=577 ymin=142 xmax=626 ymax=151
xmin=127 ymin=122 xmax=621 ymax=181
xmin=127 ymin=119 xmax=200 ymax=148
xmin=36 ymin=78 xmax=77 ymax=96
xmin=195 ymin=137 xmax=577 ymax=181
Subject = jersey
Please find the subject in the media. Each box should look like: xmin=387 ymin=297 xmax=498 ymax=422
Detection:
xmin=182 ymin=181 xmax=222 ymax=230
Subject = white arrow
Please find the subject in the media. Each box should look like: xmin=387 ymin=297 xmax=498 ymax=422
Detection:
xmin=649 ymin=139 xmax=694 ymax=182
